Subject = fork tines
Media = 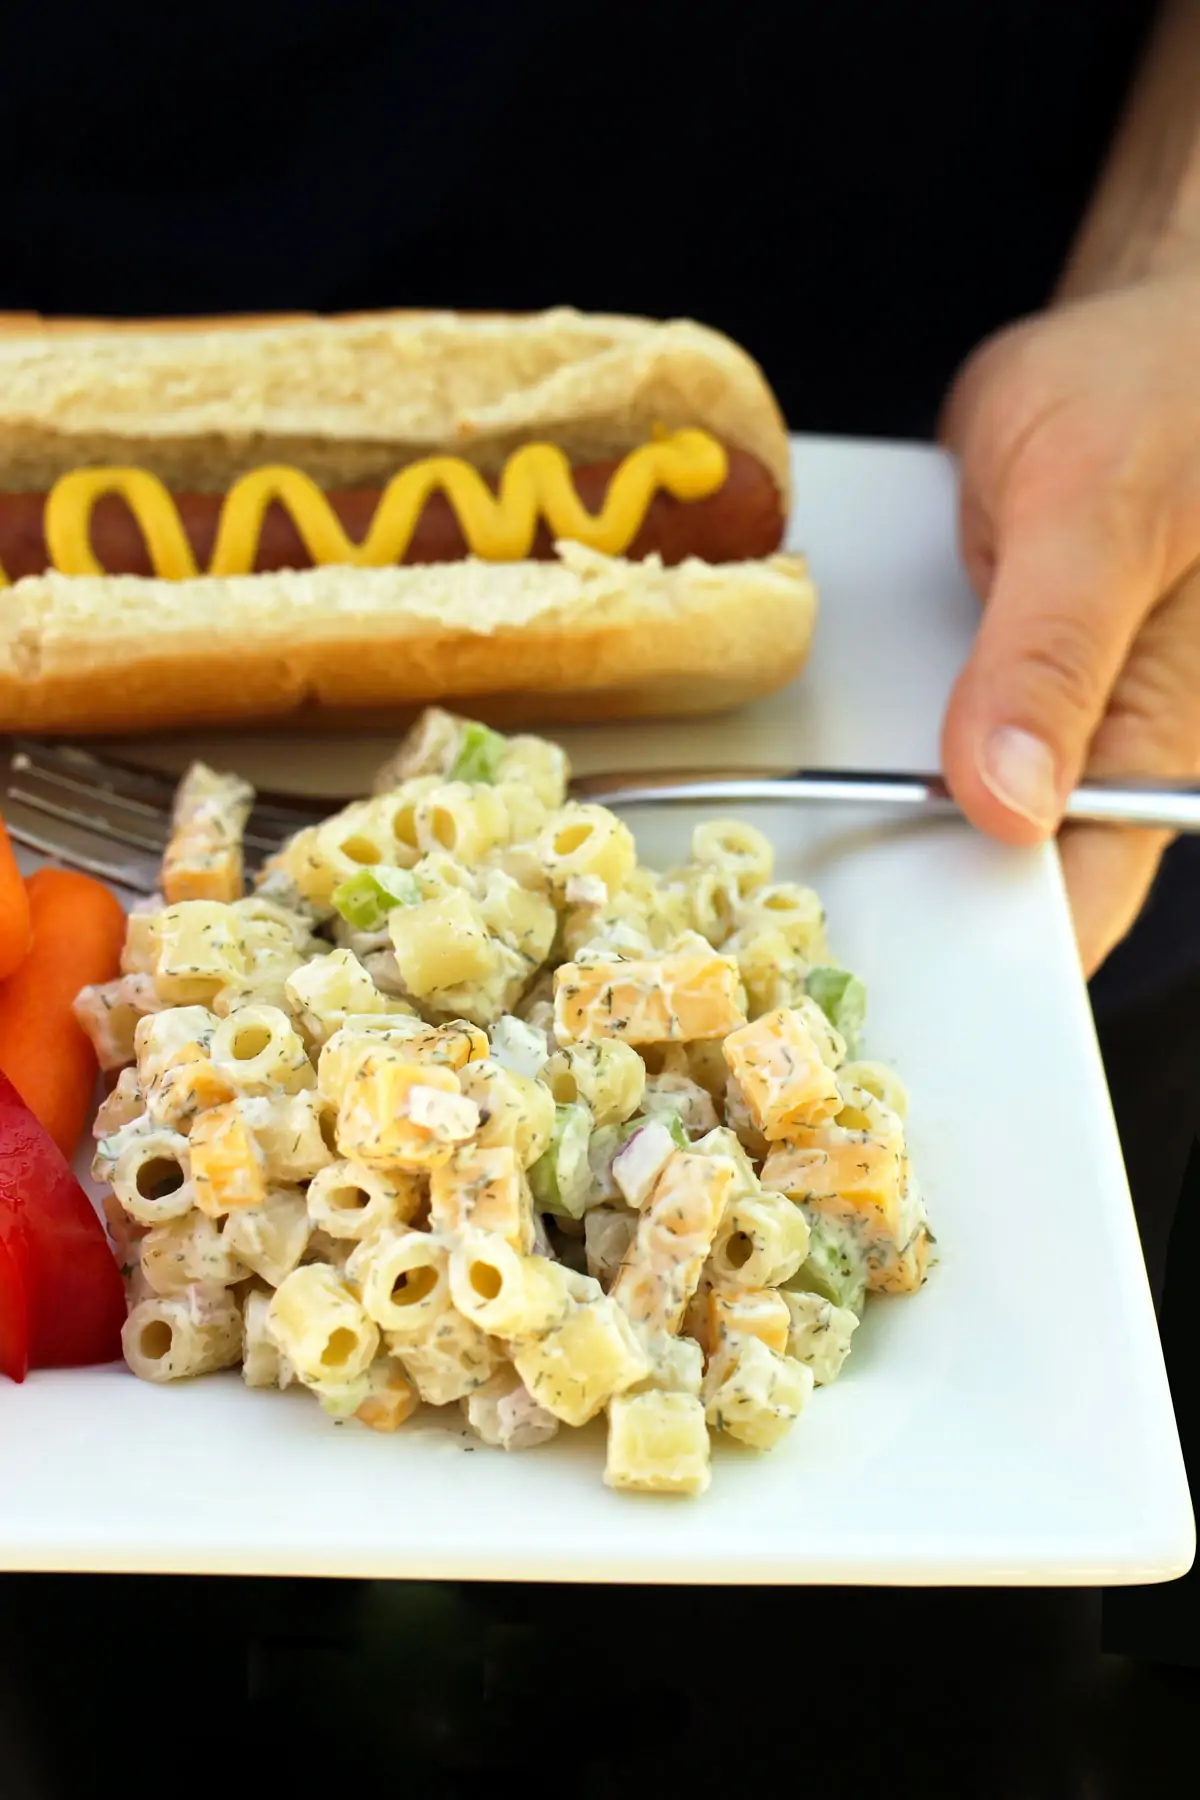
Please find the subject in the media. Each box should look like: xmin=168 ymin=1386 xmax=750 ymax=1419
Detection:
xmin=1 ymin=738 xmax=326 ymax=892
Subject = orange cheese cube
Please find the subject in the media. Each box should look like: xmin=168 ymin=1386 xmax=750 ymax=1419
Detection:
xmin=722 ymin=1008 xmax=840 ymax=1138
xmin=161 ymin=765 xmax=252 ymax=906
xmin=162 ymin=847 xmax=243 ymax=906
xmin=760 ymin=1129 xmax=928 ymax=1294
xmin=190 ymin=1102 xmax=268 ymax=1216
xmin=337 ymin=1054 xmax=479 ymax=1173
xmin=611 ymin=1150 xmax=734 ymax=1336
xmin=429 ymin=1144 xmax=528 ymax=1249
xmin=708 ymin=1286 xmax=791 ymax=1357
xmin=421 ymin=1020 xmax=490 ymax=1069
xmin=153 ymin=1055 xmax=238 ymax=1131
xmin=355 ymin=1364 xmax=421 ymax=1432
xmin=553 ymin=954 xmax=744 ymax=1046
xmin=706 ymin=1283 xmax=793 ymax=1386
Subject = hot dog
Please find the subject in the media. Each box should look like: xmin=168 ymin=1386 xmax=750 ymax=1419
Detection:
xmin=0 ymin=307 xmax=813 ymax=733
xmin=0 ymin=448 xmax=784 ymax=581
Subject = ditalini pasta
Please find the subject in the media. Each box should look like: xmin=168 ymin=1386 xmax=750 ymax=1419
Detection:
xmin=85 ymin=708 xmax=934 ymax=1497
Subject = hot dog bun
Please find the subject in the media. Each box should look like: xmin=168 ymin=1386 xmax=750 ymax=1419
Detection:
xmin=0 ymin=307 xmax=791 ymax=499
xmin=0 ymin=544 xmax=816 ymax=735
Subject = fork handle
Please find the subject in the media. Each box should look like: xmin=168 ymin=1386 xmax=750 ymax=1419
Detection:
xmin=580 ymin=769 xmax=1200 ymax=833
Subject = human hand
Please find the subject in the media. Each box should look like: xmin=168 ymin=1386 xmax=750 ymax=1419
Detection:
xmin=939 ymin=268 xmax=1200 ymax=975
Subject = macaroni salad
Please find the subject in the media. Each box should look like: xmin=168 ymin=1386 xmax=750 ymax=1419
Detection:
xmin=76 ymin=710 xmax=933 ymax=1497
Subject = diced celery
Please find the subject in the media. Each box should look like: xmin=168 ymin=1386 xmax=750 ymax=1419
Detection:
xmin=786 ymin=1211 xmax=868 ymax=1315
xmin=805 ymin=966 xmax=867 ymax=1054
xmin=586 ymin=1124 xmax=623 ymax=1202
xmin=450 ymin=721 xmax=508 ymax=785
xmin=528 ymin=1101 xmax=594 ymax=1218
xmin=331 ymin=867 xmax=421 ymax=932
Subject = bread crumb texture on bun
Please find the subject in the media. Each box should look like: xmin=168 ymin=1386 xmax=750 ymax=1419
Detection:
xmin=0 ymin=545 xmax=817 ymax=734
xmin=0 ymin=308 xmax=791 ymax=499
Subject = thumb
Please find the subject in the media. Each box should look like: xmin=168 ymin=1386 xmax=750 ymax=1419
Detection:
xmin=941 ymin=479 xmax=1161 ymax=844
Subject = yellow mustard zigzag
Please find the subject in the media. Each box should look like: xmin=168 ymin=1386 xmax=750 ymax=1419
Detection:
xmin=0 ymin=429 xmax=729 ymax=585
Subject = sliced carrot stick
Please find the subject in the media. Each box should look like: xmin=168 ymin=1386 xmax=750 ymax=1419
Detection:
xmin=0 ymin=867 xmax=127 ymax=1160
xmin=0 ymin=815 xmax=32 ymax=982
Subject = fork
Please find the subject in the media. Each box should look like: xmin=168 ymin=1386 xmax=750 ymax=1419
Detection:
xmin=2 ymin=736 xmax=1199 ymax=894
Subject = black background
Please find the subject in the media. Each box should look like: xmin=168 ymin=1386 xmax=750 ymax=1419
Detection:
xmin=0 ymin=2 xmax=1196 ymax=1787
xmin=0 ymin=0 xmax=1156 ymax=434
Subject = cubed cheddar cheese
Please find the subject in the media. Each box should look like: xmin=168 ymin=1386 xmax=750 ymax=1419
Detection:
xmin=318 ymin=1018 xmax=487 ymax=1108
xmin=760 ymin=1127 xmax=929 ymax=1295
xmin=722 ymin=1008 xmax=841 ymax=1139
xmin=189 ymin=1101 xmax=269 ymax=1215
xmin=150 ymin=1053 xmax=238 ymax=1132
xmin=162 ymin=835 xmax=242 ymax=907
xmin=354 ymin=1361 xmax=421 ymax=1432
xmin=706 ymin=1284 xmax=792 ymax=1389
xmin=161 ymin=765 xmax=253 ymax=906
xmin=610 ymin=1150 xmax=734 ymax=1337
xmin=708 ymin=1285 xmax=791 ymax=1357
xmin=429 ymin=1144 xmax=528 ymax=1248
xmin=553 ymin=954 xmax=744 ymax=1046
xmin=414 ymin=1019 xmax=490 ymax=1070
xmin=336 ymin=1052 xmax=479 ymax=1173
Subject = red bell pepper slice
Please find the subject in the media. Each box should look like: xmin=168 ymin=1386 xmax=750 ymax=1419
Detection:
xmin=0 ymin=1231 xmax=29 ymax=1382
xmin=0 ymin=1067 xmax=126 ymax=1381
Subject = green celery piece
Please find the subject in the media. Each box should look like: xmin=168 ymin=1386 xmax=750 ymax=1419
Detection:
xmin=331 ymin=867 xmax=421 ymax=932
xmin=587 ymin=1123 xmax=623 ymax=1193
xmin=528 ymin=1102 xmax=593 ymax=1218
xmin=787 ymin=1212 xmax=868 ymax=1315
xmin=805 ymin=965 xmax=867 ymax=1054
xmin=450 ymin=721 xmax=508 ymax=785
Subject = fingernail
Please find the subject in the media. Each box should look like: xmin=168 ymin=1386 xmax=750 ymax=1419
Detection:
xmin=979 ymin=726 xmax=1061 ymax=830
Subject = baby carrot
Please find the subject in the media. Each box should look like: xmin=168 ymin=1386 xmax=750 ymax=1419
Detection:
xmin=0 ymin=815 xmax=32 ymax=981
xmin=0 ymin=867 xmax=127 ymax=1161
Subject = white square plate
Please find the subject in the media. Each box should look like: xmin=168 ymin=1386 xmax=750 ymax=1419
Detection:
xmin=0 ymin=438 xmax=1191 ymax=1583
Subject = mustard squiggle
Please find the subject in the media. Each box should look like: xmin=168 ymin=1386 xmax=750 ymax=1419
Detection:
xmin=3 ymin=428 xmax=730 ymax=586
